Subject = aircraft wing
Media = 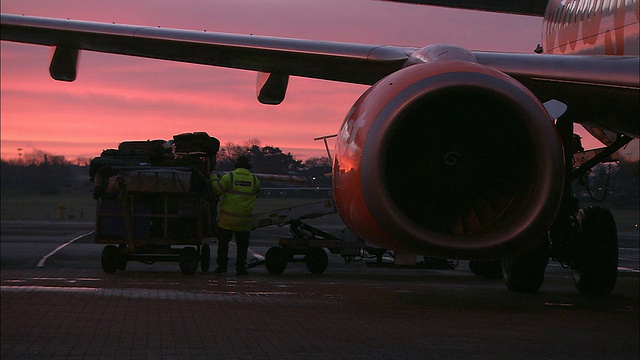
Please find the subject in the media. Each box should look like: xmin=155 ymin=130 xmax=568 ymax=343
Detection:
xmin=1 ymin=13 xmax=638 ymax=136
xmin=0 ymin=13 xmax=413 ymax=85
xmin=474 ymin=51 xmax=640 ymax=136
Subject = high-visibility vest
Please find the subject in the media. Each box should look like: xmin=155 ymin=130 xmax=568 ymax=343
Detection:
xmin=211 ymin=168 xmax=261 ymax=231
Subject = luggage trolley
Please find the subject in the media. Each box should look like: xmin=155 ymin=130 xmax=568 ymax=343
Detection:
xmin=250 ymin=200 xmax=367 ymax=275
xmin=249 ymin=200 xmax=455 ymax=274
xmin=90 ymin=133 xmax=220 ymax=275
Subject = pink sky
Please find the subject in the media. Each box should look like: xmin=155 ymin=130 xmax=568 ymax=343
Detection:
xmin=1 ymin=0 xmax=597 ymax=162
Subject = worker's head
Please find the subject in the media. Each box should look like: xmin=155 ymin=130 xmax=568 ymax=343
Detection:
xmin=234 ymin=155 xmax=252 ymax=170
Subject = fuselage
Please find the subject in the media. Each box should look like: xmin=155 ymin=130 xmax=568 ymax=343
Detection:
xmin=543 ymin=0 xmax=639 ymax=171
xmin=543 ymin=0 xmax=639 ymax=55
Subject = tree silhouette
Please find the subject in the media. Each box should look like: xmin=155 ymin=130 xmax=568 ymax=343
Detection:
xmin=216 ymin=140 xmax=303 ymax=174
xmin=1 ymin=144 xmax=338 ymax=195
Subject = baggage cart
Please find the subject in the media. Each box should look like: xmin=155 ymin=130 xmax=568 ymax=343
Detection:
xmin=91 ymin=132 xmax=219 ymax=275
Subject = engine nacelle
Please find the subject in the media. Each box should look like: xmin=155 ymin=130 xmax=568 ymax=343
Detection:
xmin=333 ymin=60 xmax=564 ymax=260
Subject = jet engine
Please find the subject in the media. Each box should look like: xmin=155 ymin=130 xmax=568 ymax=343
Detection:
xmin=333 ymin=59 xmax=565 ymax=260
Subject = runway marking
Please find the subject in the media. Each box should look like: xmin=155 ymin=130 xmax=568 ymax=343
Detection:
xmin=37 ymin=230 xmax=95 ymax=268
xmin=1 ymin=285 xmax=99 ymax=293
xmin=248 ymin=248 xmax=264 ymax=261
xmin=544 ymin=302 xmax=577 ymax=307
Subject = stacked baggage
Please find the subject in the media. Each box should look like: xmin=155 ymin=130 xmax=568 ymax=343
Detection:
xmin=90 ymin=132 xmax=220 ymax=274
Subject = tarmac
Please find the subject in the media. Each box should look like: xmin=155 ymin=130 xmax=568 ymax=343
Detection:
xmin=1 ymin=219 xmax=639 ymax=359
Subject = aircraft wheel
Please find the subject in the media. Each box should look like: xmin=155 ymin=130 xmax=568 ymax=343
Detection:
xmin=305 ymin=248 xmax=328 ymax=274
xmin=502 ymin=238 xmax=549 ymax=293
xmin=101 ymin=245 xmax=120 ymax=273
xmin=200 ymin=243 xmax=211 ymax=272
xmin=469 ymin=260 xmax=502 ymax=279
xmin=179 ymin=247 xmax=199 ymax=275
xmin=265 ymin=247 xmax=288 ymax=275
xmin=572 ymin=206 xmax=618 ymax=295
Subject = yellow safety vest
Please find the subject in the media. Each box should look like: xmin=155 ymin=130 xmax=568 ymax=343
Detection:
xmin=211 ymin=168 xmax=261 ymax=231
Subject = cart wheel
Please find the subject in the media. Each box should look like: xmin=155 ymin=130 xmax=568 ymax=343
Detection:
xmin=179 ymin=247 xmax=199 ymax=275
xmin=117 ymin=245 xmax=128 ymax=271
xmin=101 ymin=245 xmax=120 ymax=273
xmin=305 ymin=247 xmax=328 ymax=274
xmin=200 ymin=243 xmax=211 ymax=272
xmin=117 ymin=256 xmax=128 ymax=271
xmin=265 ymin=247 xmax=288 ymax=275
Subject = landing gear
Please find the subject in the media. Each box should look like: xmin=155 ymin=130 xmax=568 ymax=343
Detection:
xmin=469 ymin=260 xmax=502 ymax=279
xmin=538 ymin=119 xmax=628 ymax=295
xmin=502 ymin=239 xmax=549 ymax=293
xmin=572 ymin=206 xmax=618 ymax=295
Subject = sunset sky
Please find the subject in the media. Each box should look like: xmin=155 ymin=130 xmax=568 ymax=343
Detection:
xmin=1 ymin=0 xmax=597 ymax=162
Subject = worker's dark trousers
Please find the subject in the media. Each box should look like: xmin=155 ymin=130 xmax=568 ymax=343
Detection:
xmin=216 ymin=227 xmax=250 ymax=270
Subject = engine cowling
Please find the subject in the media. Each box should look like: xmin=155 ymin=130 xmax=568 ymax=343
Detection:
xmin=333 ymin=60 xmax=564 ymax=260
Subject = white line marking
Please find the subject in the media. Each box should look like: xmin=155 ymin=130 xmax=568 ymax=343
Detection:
xmin=37 ymin=230 xmax=95 ymax=268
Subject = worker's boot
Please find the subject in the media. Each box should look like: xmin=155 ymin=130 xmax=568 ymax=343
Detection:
xmin=236 ymin=266 xmax=248 ymax=276
xmin=213 ymin=267 xmax=227 ymax=274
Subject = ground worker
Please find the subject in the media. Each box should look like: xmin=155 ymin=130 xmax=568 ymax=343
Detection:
xmin=210 ymin=155 xmax=261 ymax=275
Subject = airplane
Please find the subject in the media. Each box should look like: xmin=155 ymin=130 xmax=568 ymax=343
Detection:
xmin=1 ymin=0 xmax=638 ymax=295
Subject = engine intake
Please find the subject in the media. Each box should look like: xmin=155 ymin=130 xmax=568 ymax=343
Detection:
xmin=334 ymin=61 xmax=564 ymax=260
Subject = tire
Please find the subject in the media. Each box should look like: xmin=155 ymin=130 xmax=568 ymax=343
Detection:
xmin=179 ymin=247 xmax=199 ymax=275
xmin=305 ymin=248 xmax=328 ymax=274
xmin=265 ymin=247 xmax=288 ymax=275
xmin=502 ymin=238 xmax=549 ymax=293
xmin=572 ymin=206 xmax=618 ymax=295
xmin=200 ymin=243 xmax=211 ymax=273
xmin=117 ymin=245 xmax=127 ymax=271
xmin=117 ymin=256 xmax=128 ymax=271
xmin=101 ymin=245 xmax=120 ymax=273
xmin=469 ymin=260 xmax=503 ymax=279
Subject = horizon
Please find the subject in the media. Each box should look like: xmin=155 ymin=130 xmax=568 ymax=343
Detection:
xmin=2 ymin=138 xmax=332 ymax=165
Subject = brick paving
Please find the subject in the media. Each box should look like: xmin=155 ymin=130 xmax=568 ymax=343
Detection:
xmin=2 ymin=266 xmax=639 ymax=359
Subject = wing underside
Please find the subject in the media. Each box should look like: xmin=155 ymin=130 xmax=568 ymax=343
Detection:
xmin=381 ymin=0 xmax=548 ymax=17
